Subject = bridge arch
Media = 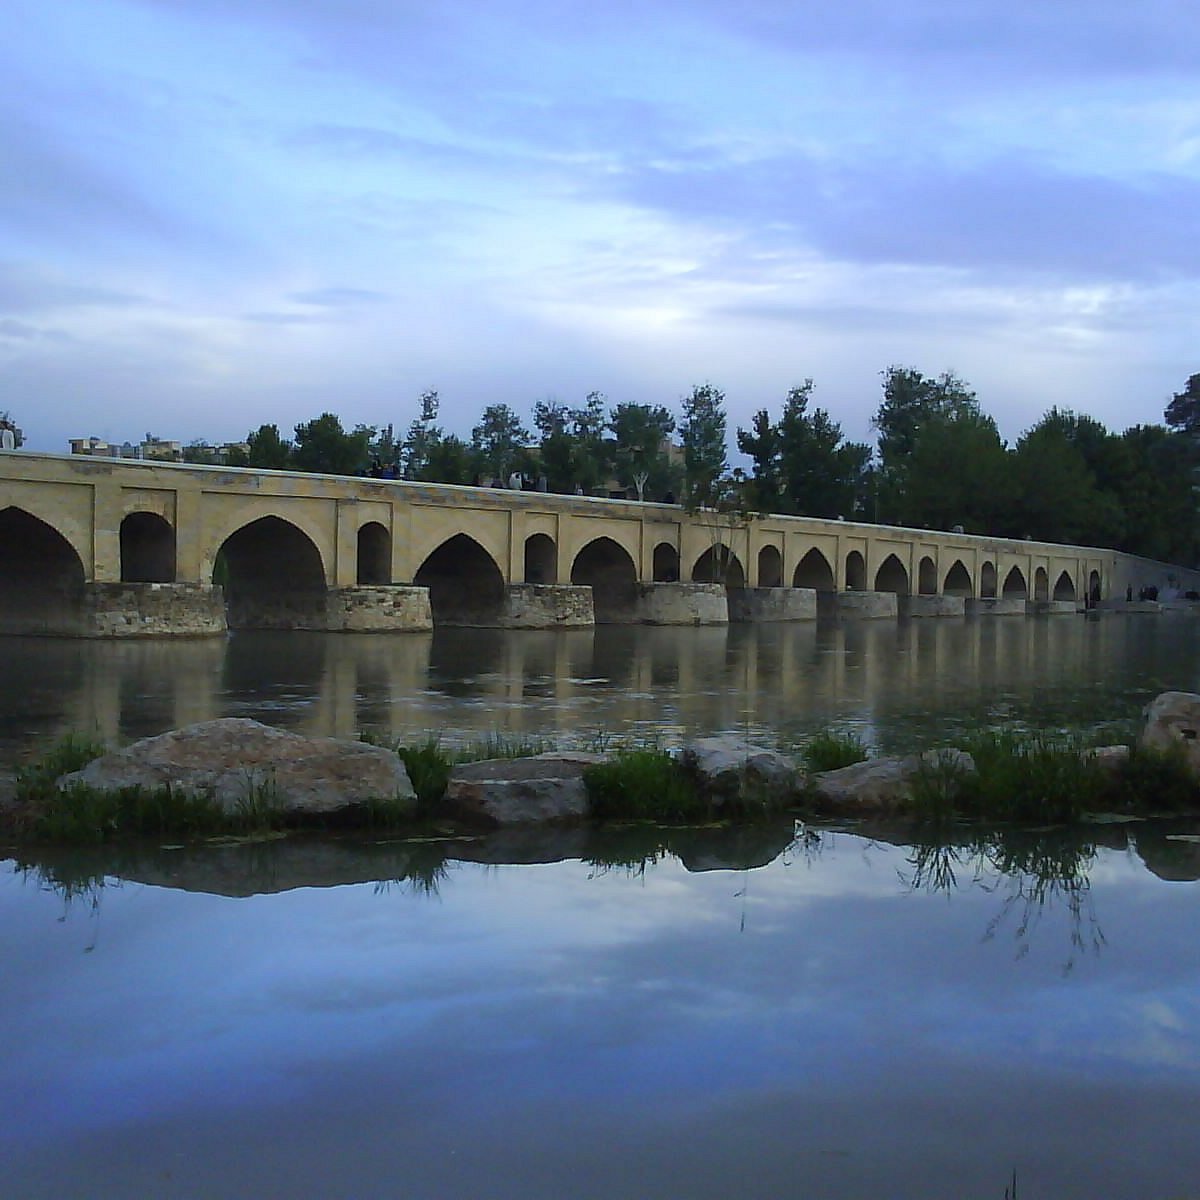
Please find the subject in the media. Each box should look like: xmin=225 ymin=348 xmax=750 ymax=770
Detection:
xmin=572 ymin=536 xmax=638 ymax=622
xmin=1034 ymin=566 xmax=1049 ymax=601
xmin=414 ymin=534 xmax=505 ymax=625
xmin=874 ymin=553 xmax=910 ymax=595
xmin=0 ymin=506 xmax=86 ymax=635
xmin=1088 ymin=569 xmax=1101 ymax=604
xmin=1053 ymin=570 xmax=1076 ymax=601
xmin=216 ymin=516 xmax=328 ymax=629
xmin=794 ymin=548 xmax=835 ymax=592
xmin=980 ymin=561 xmax=997 ymax=599
xmin=845 ymin=550 xmax=866 ymax=590
xmin=202 ymin=504 xmax=332 ymax=586
xmin=692 ymin=544 xmax=746 ymax=587
xmin=357 ymin=521 xmax=391 ymax=585
xmin=918 ymin=556 xmax=937 ymax=595
xmin=758 ymin=545 xmax=782 ymax=588
xmin=1001 ymin=566 xmax=1028 ymax=599
xmin=653 ymin=542 xmax=679 ymax=582
xmin=525 ymin=533 xmax=557 ymax=584
xmin=120 ymin=511 xmax=175 ymax=582
xmin=943 ymin=560 xmax=972 ymax=597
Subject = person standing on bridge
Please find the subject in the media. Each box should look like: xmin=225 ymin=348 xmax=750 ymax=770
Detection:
xmin=0 ymin=420 xmax=15 ymax=451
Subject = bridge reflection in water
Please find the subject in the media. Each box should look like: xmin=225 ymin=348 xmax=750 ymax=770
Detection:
xmin=2 ymin=613 xmax=1195 ymax=762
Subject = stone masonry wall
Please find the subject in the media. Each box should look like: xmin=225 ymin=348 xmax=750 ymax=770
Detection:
xmin=83 ymin=583 xmax=227 ymax=637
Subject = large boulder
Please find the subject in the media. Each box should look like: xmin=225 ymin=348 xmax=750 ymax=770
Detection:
xmin=808 ymin=749 xmax=975 ymax=814
xmin=678 ymin=737 xmax=802 ymax=809
xmin=1141 ymin=692 xmax=1200 ymax=773
xmin=446 ymin=752 xmax=606 ymax=825
xmin=56 ymin=718 xmax=415 ymax=818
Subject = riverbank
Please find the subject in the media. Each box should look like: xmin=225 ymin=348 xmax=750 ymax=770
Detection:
xmin=3 ymin=692 xmax=1200 ymax=846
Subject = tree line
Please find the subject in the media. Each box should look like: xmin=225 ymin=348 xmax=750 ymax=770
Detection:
xmin=216 ymin=370 xmax=1200 ymax=564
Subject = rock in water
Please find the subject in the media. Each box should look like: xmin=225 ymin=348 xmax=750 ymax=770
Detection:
xmin=1142 ymin=692 xmax=1200 ymax=774
xmin=446 ymin=752 xmax=606 ymax=825
xmin=56 ymin=718 xmax=416 ymax=817
xmin=678 ymin=737 xmax=802 ymax=809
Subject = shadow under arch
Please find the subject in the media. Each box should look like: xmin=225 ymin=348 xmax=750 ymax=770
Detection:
xmin=1034 ymin=566 xmax=1049 ymax=602
xmin=943 ymin=559 xmax=972 ymax=597
xmin=414 ymin=534 xmax=505 ymax=625
xmin=653 ymin=542 xmax=679 ymax=582
xmin=980 ymin=561 xmax=997 ymax=599
xmin=524 ymin=533 xmax=557 ymax=584
xmin=0 ymin=506 xmax=86 ymax=635
xmin=917 ymin=555 xmax=936 ymax=595
xmin=758 ymin=545 xmax=782 ymax=588
xmin=572 ymin=536 xmax=638 ymax=622
xmin=121 ymin=512 xmax=175 ymax=583
xmin=692 ymin=544 xmax=746 ymax=587
xmin=1053 ymin=570 xmax=1076 ymax=601
xmin=845 ymin=550 xmax=866 ymax=590
xmin=793 ymin=547 xmax=835 ymax=591
xmin=874 ymin=553 xmax=910 ymax=595
xmin=1002 ymin=565 xmax=1028 ymax=599
xmin=216 ymin=516 xmax=328 ymax=629
xmin=357 ymin=521 xmax=391 ymax=585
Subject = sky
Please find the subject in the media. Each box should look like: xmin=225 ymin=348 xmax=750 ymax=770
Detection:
xmin=3 ymin=0 xmax=1199 ymax=456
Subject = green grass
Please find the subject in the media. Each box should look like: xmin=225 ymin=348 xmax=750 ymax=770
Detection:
xmin=801 ymin=731 xmax=868 ymax=773
xmin=584 ymin=749 xmax=705 ymax=822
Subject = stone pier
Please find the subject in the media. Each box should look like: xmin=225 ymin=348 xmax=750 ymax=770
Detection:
xmin=501 ymin=584 xmax=593 ymax=629
xmin=967 ymin=597 xmax=1027 ymax=616
xmin=727 ymin=587 xmax=817 ymax=622
xmin=902 ymin=595 xmax=966 ymax=618
xmin=834 ymin=591 xmax=898 ymax=619
xmin=636 ymin=583 xmax=728 ymax=625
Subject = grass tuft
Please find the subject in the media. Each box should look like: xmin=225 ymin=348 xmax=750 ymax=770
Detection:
xmin=584 ymin=750 xmax=704 ymax=822
xmin=801 ymin=731 xmax=868 ymax=773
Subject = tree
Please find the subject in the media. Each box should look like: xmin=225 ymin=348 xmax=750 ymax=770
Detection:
xmin=292 ymin=413 xmax=373 ymax=475
xmin=401 ymin=389 xmax=443 ymax=480
xmin=245 ymin=424 xmax=294 ymax=470
xmin=680 ymin=383 xmax=728 ymax=508
xmin=471 ymin=403 xmax=529 ymax=484
xmin=533 ymin=398 xmax=575 ymax=492
xmin=423 ymin=433 xmax=477 ymax=485
xmin=570 ymin=391 xmax=612 ymax=494
xmin=736 ymin=408 xmax=783 ymax=514
xmin=610 ymin=402 xmax=677 ymax=501
xmin=1165 ymin=373 xmax=1200 ymax=438
xmin=873 ymin=367 xmax=978 ymax=522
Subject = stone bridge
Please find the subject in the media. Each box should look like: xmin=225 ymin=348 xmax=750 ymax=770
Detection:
xmin=0 ymin=452 xmax=1193 ymax=636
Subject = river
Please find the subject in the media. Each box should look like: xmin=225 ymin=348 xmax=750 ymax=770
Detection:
xmin=4 ymin=612 xmax=1200 ymax=1198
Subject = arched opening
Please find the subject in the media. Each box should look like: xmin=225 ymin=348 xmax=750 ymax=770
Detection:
xmin=652 ymin=542 xmax=680 ymax=582
xmin=1034 ymin=567 xmax=1049 ymax=602
xmin=572 ymin=537 xmax=638 ymax=622
xmin=692 ymin=544 xmax=746 ymax=587
xmin=357 ymin=522 xmax=391 ymax=585
xmin=845 ymin=551 xmax=866 ymax=590
xmin=793 ymin=548 xmax=835 ymax=592
xmin=757 ymin=545 xmax=783 ymax=588
xmin=216 ymin=516 xmax=327 ymax=629
xmin=524 ymin=533 xmax=557 ymax=584
xmin=874 ymin=553 xmax=910 ymax=595
xmin=1001 ymin=566 xmax=1028 ymax=599
xmin=1053 ymin=570 xmax=1076 ymax=601
xmin=1088 ymin=569 xmax=1101 ymax=605
xmin=943 ymin=560 xmax=972 ymax=597
xmin=980 ymin=561 xmax=997 ymax=599
xmin=120 ymin=512 xmax=175 ymax=582
xmin=414 ymin=534 xmax=505 ymax=626
xmin=918 ymin=556 xmax=937 ymax=595
xmin=0 ymin=507 xmax=86 ymax=635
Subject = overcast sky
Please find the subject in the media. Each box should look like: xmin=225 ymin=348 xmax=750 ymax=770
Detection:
xmin=4 ymin=0 xmax=1198 ymax=455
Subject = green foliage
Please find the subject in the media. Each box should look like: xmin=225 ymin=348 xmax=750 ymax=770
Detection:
xmin=801 ymin=731 xmax=868 ymax=772
xmin=1107 ymin=742 xmax=1200 ymax=812
xmin=292 ymin=413 xmax=373 ymax=475
xmin=397 ymin=738 xmax=453 ymax=810
xmin=584 ymin=750 xmax=704 ymax=821
xmin=680 ymin=383 xmax=729 ymax=507
xmin=1165 ymin=372 xmax=1200 ymax=437
xmin=609 ymin=402 xmax=678 ymax=501
xmin=471 ymin=403 xmax=530 ymax=482
xmin=401 ymin=389 xmax=443 ymax=480
xmin=245 ymin=423 xmax=294 ymax=469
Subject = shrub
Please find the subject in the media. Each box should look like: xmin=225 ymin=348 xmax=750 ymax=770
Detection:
xmin=584 ymin=750 xmax=704 ymax=822
xmin=801 ymin=731 xmax=868 ymax=773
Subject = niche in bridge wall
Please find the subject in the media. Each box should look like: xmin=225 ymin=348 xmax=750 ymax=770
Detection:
xmin=1002 ymin=566 xmax=1028 ymax=599
xmin=943 ymin=560 xmax=972 ymax=597
xmin=980 ymin=561 xmax=998 ymax=599
xmin=918 ymin=556 xmax=937 ymax=595
xmin=758 ymin=545 xmax=783 ymax=588
xmin=793 ymin=548 xmax=834 ymax=592
xmin=1053 ymin=571 xmax=1076 ymax=601
xmin=1034 ymin=567 xmax=1049 ymax=601
xmin=1088 ymin=570 xmax=1101 ymax=603
xmin=0 ymin=506 xmax=86 ymax=635
xmin=572 ymin=537 xmax=638 ymax=622
xmin=120 ymin=512 xmax=175 ymax=583
xmin=414 ymin=534 xmax=504 ymax=626
xmin=524 ymin=533 xmax=557 ymax=584
xmin=845 ymin=551 xmax=866 ymax=590
xmin=653 ymin=542 xmax=679 ymax=583
xmin=692 ymin=544 xmax=746 ymax=587
xmin=357 ymin=522 xmax=391 ymax=585
xmin=216 ymin=516 xmax=327 ymax=630
xmin=874 ymin=553 xmax=910 ymax=596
